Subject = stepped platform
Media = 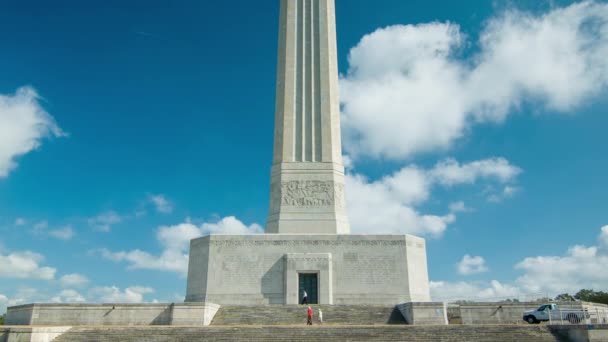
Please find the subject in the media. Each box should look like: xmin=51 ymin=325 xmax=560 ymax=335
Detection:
xmin=48 ymin=325 xmax=559 ymax=342
xmin=210 ymin=305 xmax=406 ymax=326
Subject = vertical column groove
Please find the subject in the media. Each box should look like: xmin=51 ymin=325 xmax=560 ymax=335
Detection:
xmin=313 ymin=0 xmax=322 ymax=161
xmin=294 ymin=0 xmax=303 ymax=162
xmin=304 ymin=0 xmax=313 ymax=161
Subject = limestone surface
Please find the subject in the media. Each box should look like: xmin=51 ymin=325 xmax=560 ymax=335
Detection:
xmin=266 ymin=0 xmax=349 ymax=234
xmin=185 ymin=234 xmax=431 ymax=305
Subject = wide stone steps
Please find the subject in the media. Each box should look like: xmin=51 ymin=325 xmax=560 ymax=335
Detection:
xmin=53 ymin=325 xmax=558 ymax=342
xmin=211 ymin=305 xmax=405 ymax=326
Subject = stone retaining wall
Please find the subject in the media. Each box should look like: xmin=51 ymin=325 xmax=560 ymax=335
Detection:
xmin=454 ymin=301 xmax=608 ymax=325
xmin=5 ymin=303 xmax=219 ymax=327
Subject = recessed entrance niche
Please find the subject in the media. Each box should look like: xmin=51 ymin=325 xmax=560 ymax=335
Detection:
xmin=299 ymin=273 xmax=319 ymax=304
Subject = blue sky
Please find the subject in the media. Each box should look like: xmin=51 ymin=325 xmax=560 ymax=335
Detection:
xmin=1 ymin=0 xmax=608 ymax=311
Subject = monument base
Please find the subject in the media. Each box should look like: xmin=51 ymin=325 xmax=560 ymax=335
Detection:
xmin=186 ymin=234 xmax=431 ymax=305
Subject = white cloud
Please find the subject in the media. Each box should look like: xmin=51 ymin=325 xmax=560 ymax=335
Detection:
xmin=0 ymin=87 xmax=65 ymax=178
xmin=600 ymin=225 xmax=608 ymax=247
xmin=7 ymin=288 xmax=39 ymax=307
xmin=346 ymin=173 xmax=454 ymax=237
xmin=59 ymin=273 xmax=89 ymax=288
xmin=149 ymin=194 xmax=173 ymax=214
xmin=433 ymin=227 xmax=608 ymax=301
xmin=89 ymin=286 xmax=153 ymax=303
xmin=14 ymin=218 xmax=27 ymax=226
xmin=0 ymin=251 xmax=56 ymax=280
xmin=488 ymin=185 xmax=522 ymax=203
xmin=341 ymin=1 xmax=608 ymax=161
xmin=200 ymin=216 xmax=264 ymax=235
xmin=514 ymin=244 xmax=608 ymax=295
xmin=430 ymin=280 xmax=522 ymax=302
xmin=101 ymin=216 xmax=262 ymax=274
xmin=50 ymin=289 xmax=86 ymax=303
xmin=88 ymin=211 xmax=122 ymax=232
xmin=346 ymin=157 xmax=520 ymax=236
xmin=49 ymin=226 xmax=75 ymax=241
xmin=28 ymin=221 xmax=75 ymax=241
xmin=429 ymin=158 xmax=522 ymax=186
xmin=449 ymin=201 xmax=472 ymax=213
xmin=457 ymin=255 xmax=489 ymax=275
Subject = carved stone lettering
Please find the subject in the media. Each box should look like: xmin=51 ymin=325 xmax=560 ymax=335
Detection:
xmin=209 ymin=240 xmax=406 ymax=247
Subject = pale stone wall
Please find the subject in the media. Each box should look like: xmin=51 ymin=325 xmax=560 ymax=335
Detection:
xmin=267 ymin=0 xmax=350 ymax=235
xmin=397 ymin=302 xmax=448 ymax=325
xmin=0 ymin=327 xmax=71 ymax=342
xmin=186 ymin=234 xmax=431 ymax=305
xmin=5 ymin=303 xmax=219 ymax=327
xmin=458 ymin=302 xmax=540 ymax=325
xmin=457 ymin=301 xmax=591 ymax=325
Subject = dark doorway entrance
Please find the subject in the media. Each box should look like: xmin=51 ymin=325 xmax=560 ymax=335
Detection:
xmin=298 ymin=273 xmax=318 ymax=304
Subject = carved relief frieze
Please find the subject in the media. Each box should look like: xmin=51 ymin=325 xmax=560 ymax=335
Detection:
xmin=270 ymin=180 xmax=346 ymax=208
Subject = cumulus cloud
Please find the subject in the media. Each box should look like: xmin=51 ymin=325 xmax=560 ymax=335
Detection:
xmin=50 ymin=289 xmax=86 ymax=303
xmin=59 ymin=273 xmax=89 ymax=288
xmin=28 ymin=221 xmax=75 ymax=241
xmin=346 ymin=172 xmax=453 ymax=237
xmin=600 ymin=225 xmax=608 ymax=247
xmin=515 ymin=244 xmax=608 ymax=295
xmin=100 ymin=216 xmax=262 ymax=275
xmin=88 ymin=211 xmax=122 ymax=232
xmin=432 ymin=227 xmax=608 ymax=301
xmin=48 ymin=226 xmax=75 ymax=241
xmin=449 ymin=201 xmax=472 ymax=213
xmin=429 ymin=158 xmax=522 ymax=186
xmin=341 ymin=1 xmax=608 ymax=161
xmin=89 ymin=286 xmax=153 ymax=303
xmin=346 ymin=157 xmax=520 ymax=236
xmin=149 ymin=194 xmax=173 ymax=214
xmin=6 ymin=288 xmax=39 ymax=307
xmin=0 ymin=251 xmax=56 ymax=280
xmin=200 ymin=216 xmax=264 ymax=235
xmin=0 ymin=87 xmax=65 ymax=177
xmin=431 ymin=280 xmax=521 ymax=302
xmin=457 ymin=255 xmax=489 ymax=275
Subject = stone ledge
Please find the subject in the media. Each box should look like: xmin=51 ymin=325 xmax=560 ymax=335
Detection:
xmin=5 ymin=302 xmax=220 ymax=327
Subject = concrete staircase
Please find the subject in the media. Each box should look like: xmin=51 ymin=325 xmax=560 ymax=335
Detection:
xmin=210 ymin=305 xmax=405 ymax=326
xmin=53 ymin=325 xmax=559 ymax=342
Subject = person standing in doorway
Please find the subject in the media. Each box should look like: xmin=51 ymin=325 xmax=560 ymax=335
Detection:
xmin=307 ymin=306 xmax=313 ymax=325
xmin=301 ymin=289 xmax=308 ymax=305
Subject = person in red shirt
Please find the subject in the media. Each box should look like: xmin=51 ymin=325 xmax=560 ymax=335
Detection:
xmin=307 ymin=306 xmax=313 ymax=325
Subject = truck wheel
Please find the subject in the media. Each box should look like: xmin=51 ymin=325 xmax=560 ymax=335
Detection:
xmin=526 ymin=316 xmax=537 ymax=324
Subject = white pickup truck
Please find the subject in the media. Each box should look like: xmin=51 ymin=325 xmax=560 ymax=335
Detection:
xmin=523 ymin=303 xmax=589 ymax=324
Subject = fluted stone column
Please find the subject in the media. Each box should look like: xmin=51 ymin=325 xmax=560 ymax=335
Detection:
xmin=266 ymin=0 xmax=350 ymax=234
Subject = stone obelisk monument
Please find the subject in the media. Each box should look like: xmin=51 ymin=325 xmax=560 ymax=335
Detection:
xmin=267 ymin=0 xmax=349 ymax=234
xmin=184 ymin=0 xmax=433 ymax=307
xmin=4 ymin=1 xmax=444 ymax=329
